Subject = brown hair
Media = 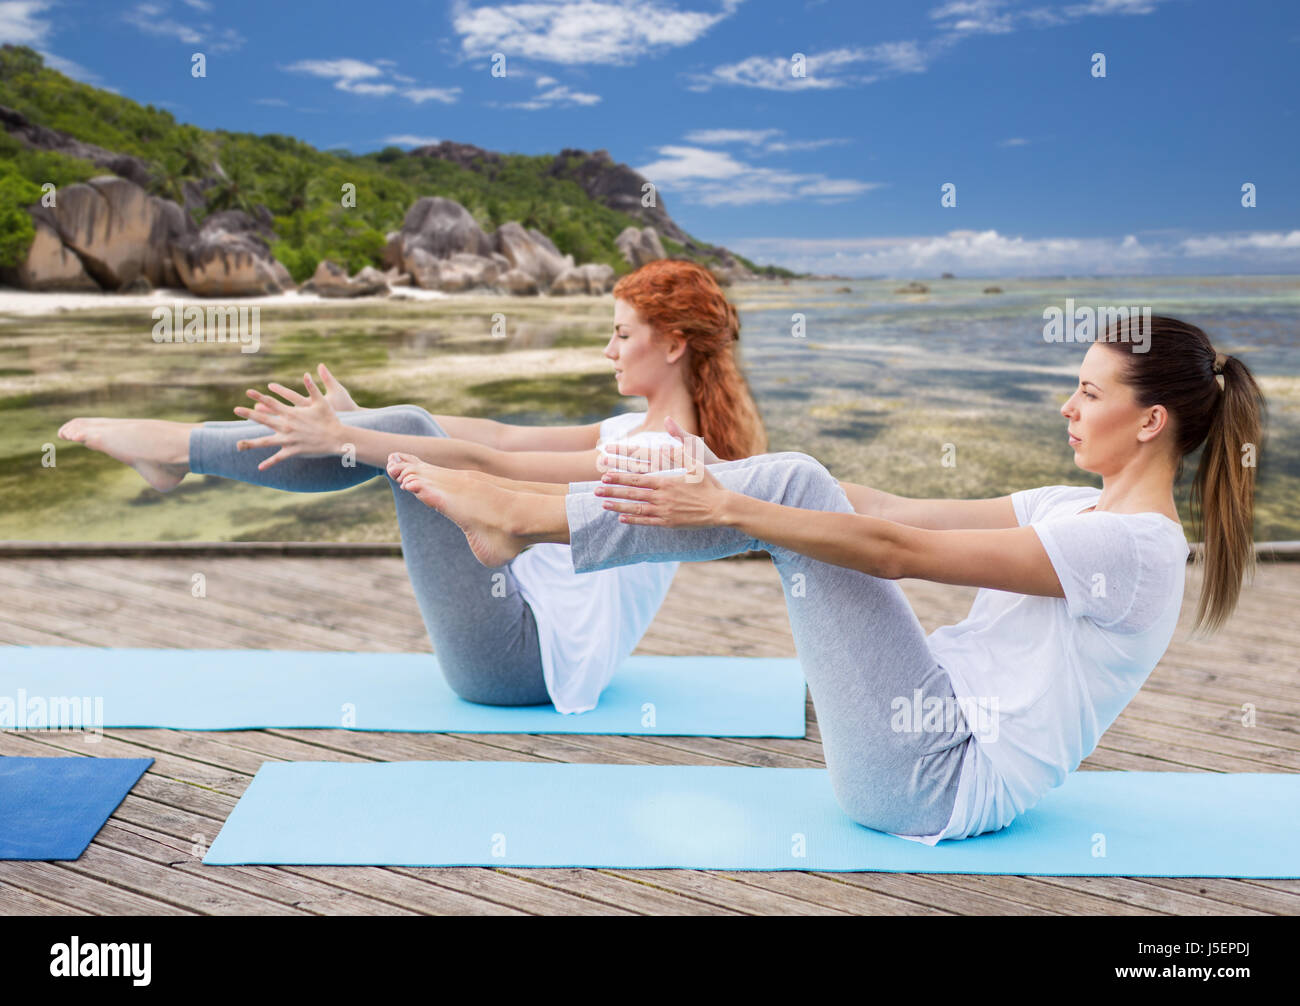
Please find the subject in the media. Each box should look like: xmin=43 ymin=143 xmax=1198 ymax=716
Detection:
xmin=612 ymin=259 xmax=766 ymax=460
xmin=1098 ymin=315 xmax=1267 ymax=634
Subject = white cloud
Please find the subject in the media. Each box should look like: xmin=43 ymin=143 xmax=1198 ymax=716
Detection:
xmin=636 ymin=144 xmax=878 ymax=206
xmin=692 ymin=0 xmax=1172 ymax=92
xmin=283 ymin=58 xmax=460 ymax=104
xmin=340 ymin=80 xmax=396 ymax=96
xmin=999 ymin=137 xmax=1029 ymax=146
xmin=930 ymin=0 xmax=1170 ymax=38
xmin=253 ymin=97 xmax=289 ymax=106
xmin=682 ymin=127 xmax=848 ymax=154
xmin=385 ymin=134 xmax=442 ymax=147
xmin=0 ymin=0 xmax=52 ymax=44
xmin=500 ymin=76 xmax=600 ymax=109
xmin=0 ymin=2 xmax=103 ymax=83
xmin=928 ymin=0 xmax=1016 ymax=36
xmin=1180 ymin=230 xmax=1300 ymax=256
xmin=451 ymin=0 xmax=745 ymax=65
xmin=689 ymin=42 xmax=928 ymax=91
xmin=403 ymin=86 xmax=462 ymax=104
xmin=39 ymin=49 xmax=100 ymax=82
xmin=721 ymin=228 xmax=1300 ymax=277
xmin=122 ymin=1 xmax=245 ymax=51
xmin=285 ymin=57 xmax=385 ymax=82
xmin=683 ymin=128 xmax=781 ymax=146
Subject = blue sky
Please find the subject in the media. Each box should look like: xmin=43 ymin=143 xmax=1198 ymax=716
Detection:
xmin=4 ymin=0 xmax=1299 ymax=276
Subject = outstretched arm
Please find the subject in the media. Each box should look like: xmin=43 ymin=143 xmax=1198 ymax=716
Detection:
xmin=232 ymin=376 xmax=606 ymax=483
xmin=599 ymin=466 xmax=1063 ymax=598
xmin=838 ymin=480 xmax=1017 ymax=531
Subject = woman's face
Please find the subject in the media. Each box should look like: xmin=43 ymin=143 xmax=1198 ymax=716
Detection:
xmin=1060 ymin=343 xmax=1169 ymax=476
xmin=604 ymin=299 xmax=686 ymax=398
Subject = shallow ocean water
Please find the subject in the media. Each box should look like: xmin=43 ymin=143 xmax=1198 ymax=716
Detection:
xmin=1 ymin=276 xmax=1295 ymax=542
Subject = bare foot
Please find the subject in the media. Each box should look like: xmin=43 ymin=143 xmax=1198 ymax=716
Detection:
xmin=387 ymin=453 xmax=528 ymax=567
xmin=58 ymin=418 xmax=191 ymax=492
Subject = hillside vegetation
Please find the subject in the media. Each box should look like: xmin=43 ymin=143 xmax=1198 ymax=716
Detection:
xmin=0 ymin=45 xmax=792 ymax=280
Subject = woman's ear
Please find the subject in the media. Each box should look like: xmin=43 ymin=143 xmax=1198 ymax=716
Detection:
xmin=1137 ymin=404 xmax=1169 ymax=443
xmin=664 ymin=334 xmax=688 ymax=365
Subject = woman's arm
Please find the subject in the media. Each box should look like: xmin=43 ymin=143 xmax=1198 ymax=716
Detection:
xmin=598 ymin=467 xmax=1063 ymax=598
xmin=234 ymin=381 xmax=605 ymax=482
xmin=303 ymin=364 xmax=605 ymax=453
xmin=360 ymin=430 xmax=603 ymax=482
xmin=722 ymin=494 xmax=1062 ymax=595
xmin=839 ymin=481 xmax=1018 ymax=531
xmin=429 ymin=416 xmax=604 ymax=453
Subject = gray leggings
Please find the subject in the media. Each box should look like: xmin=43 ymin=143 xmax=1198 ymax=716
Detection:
xmin=566 ymin=453 xmax=972 ymax=837
xmin=190 ymin=405 xmax=552 ymax=706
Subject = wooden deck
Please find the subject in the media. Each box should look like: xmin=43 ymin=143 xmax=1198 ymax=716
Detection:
xmin=1 ymin=551 xmax=1298 ymax=916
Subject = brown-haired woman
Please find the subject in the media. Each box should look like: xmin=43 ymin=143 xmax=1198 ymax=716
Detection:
xmin=388 ymin=316 xmax=1266 ymax=842
xmin=57 ymin=259 xmax=766 ymax=714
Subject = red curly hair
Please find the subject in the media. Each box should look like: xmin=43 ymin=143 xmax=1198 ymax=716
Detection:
xmin=611 ymin=259 xmax=766 ymax=460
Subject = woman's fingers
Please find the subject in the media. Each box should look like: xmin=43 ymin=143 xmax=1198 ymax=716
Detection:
xmin=303 ymin=373 xmax=324 ymax=402
xmin=615 ymin=512 xmax=666 ymax=526
xmin=267 ymin=382 xmax=309 ymax=407
xmin=595 ymin=482 xmax=655 ymax=501
xmin=235 ymin=435 xmax=280 ymax=451
xmin=600 ymin=470 xmax=658 ymax=488
xmin=256 ymin=448 xmax=292 ymax=471
xmin=245 ymin=388 xmax=289 ymax=415
xmin=233 ymin=405 xmax=285 ymax=430
xmin=599 ymin=496 xmax=657 ymax=515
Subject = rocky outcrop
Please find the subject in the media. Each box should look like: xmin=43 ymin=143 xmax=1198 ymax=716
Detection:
xmin=548 ymin=148 xmax=688 ymax=243
xmin=549 ymin=263 xmax=615 ymax=296
xmin=615 ymin=226 xmax=665 ymax=269
xmin=384 ymin=203 xmax=617 ymax=295
xmin=406 ymin=142 xmax=763 ymax=280
xmin=0 ymin=104 xmax=154 ymax=189
xmin=492 ymin=222 xmax=573 ymax=288
xmin=498 ymin=268 xmax=540 ymax=296
xmin=397 ymin=196 xmax=495 ymax=260
xmin=2 ymin=218 xmax=99 ymax=291
xmin=170 ymin=209 xmax=293 ymax=296
xmin=300 ymin=259 xmax=390 ymax=298
xmin=406 ymin=140 xmax=504 ymax=174
xmin=62 ymin=177 xmax=189 ymax=288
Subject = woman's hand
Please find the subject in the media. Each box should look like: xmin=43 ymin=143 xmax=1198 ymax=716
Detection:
xmin=598 ymin=415 xmax=721 ymax=474
xmin=594 ymin=456 xmax=732 ymax=527
xmin=232 ymin=371 xmax=348 ymax=471
xmin=315 ymin=363 xmax=363 ymax=412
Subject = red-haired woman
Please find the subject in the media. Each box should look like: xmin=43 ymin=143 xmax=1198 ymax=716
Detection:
xmin=58 ymin=260 xmax=766 ymax=713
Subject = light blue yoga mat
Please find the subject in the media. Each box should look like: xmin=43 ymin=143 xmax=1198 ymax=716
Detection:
xmin=204 ymin=762 xmax=1300 ymax=876
xmin=0 ymin=647 xmax=805 ymax=737
xmin=0 ymin=757 xmax=153 ymax=860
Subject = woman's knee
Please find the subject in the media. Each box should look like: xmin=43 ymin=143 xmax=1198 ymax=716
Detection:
xmin=355 ymin=404 xmax=446 ymax=438
xmin=772 ymin=455 xmax=840 ymax=507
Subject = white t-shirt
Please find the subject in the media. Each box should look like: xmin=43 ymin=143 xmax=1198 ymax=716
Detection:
xmin=511 ymin=412 xmax=681 ymax=714
xmin=896 ymin=484 xmax=1190 ymax=844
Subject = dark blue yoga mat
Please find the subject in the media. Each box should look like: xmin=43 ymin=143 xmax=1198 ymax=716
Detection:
xmin=0 ymin=647 xmax=804 ymax=736
xmin=204 ymin=762 xmax=1300 ymax=876
xmin=0 ymin=757 xmax=153 ymax=860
